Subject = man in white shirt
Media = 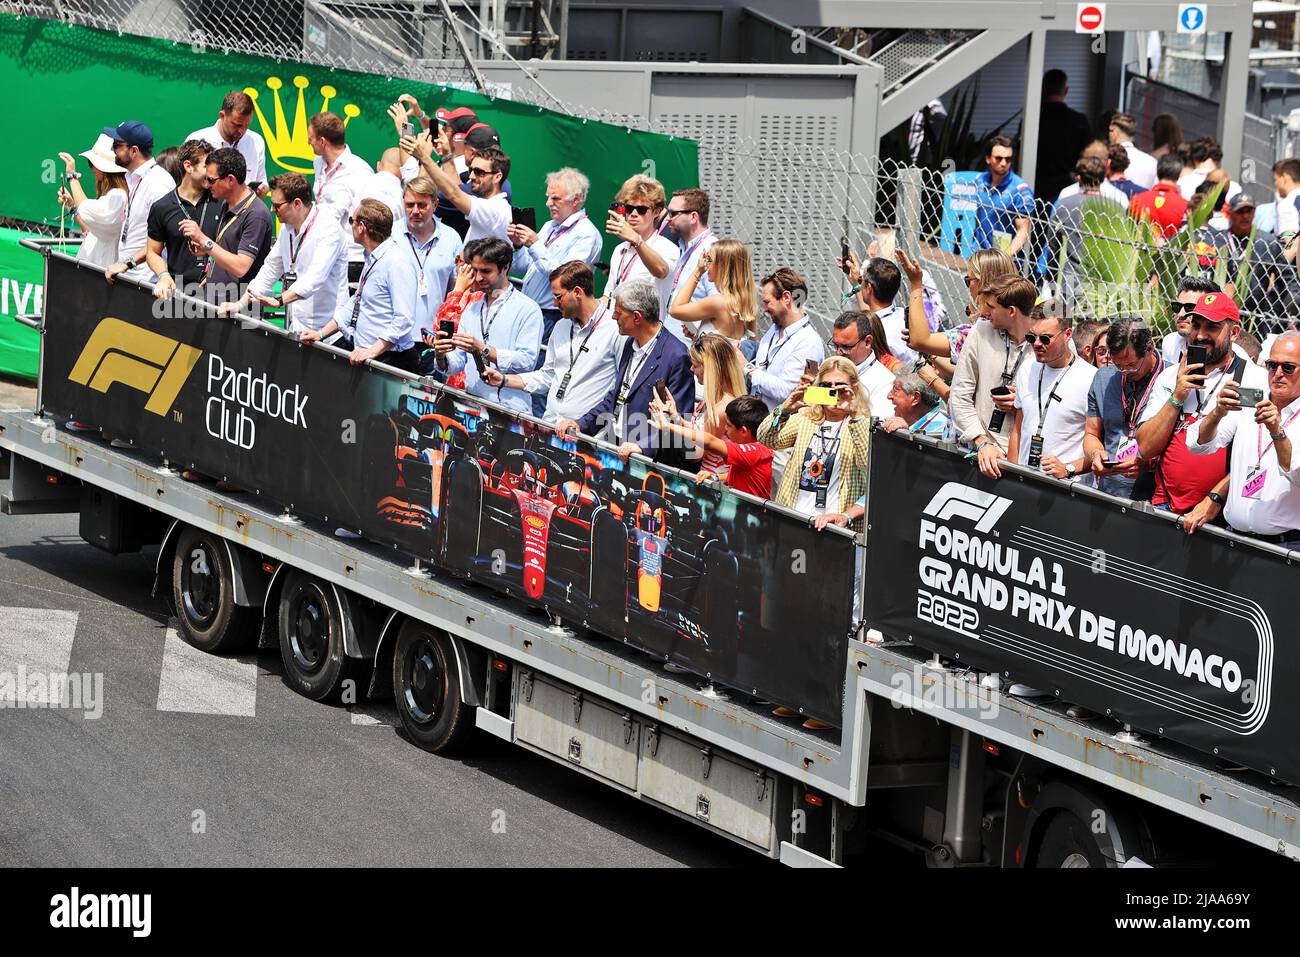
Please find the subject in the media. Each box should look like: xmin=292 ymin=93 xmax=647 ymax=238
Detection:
xmin=748 ymin=267 xmax=824 ymax=410
xmin=1189 ymin=331 xmax=1300 ymax=546
xmin=407 ymin=127 xmax=511 ymax=243
xmin=432 ymin=237 xmax=542 ymax=414
xmin=829 ymin=311 xmax=893 ymax=417
xmin=485 ymin=262 xmax=623 ymax=423
xmin=1177 ymin=137 xmax=1242 ymax=208
xmin=188 ymin=91 xmax=268 ymax=196
xmin=362 ymin=147 xmax=407 ymax=232
xmin=856 ymin=257 xmax=915 ymax=363
xmin=220 ymin=172 xmax=348 ymax=334
xmin=603 ymin=175 xmax=681 ymax=339
xmin=1108 ymin=112 xmax=1157 ymax=189
xmin=1009 ymin=309 xmax=1097 ymax=480
xmin=100 ymin=121 xmax=177 ymax=283
xmin=509 ymin=167 xmax=603 ymax=319
xmin=1272 ymin=158 xmax=1300 ymax=238
xmin=308 ymin=111 xmax=376 ymax=280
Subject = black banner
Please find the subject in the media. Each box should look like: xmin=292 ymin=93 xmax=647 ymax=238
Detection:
xmin=865 ymin=429 xmax=1300 ymax=784
xmin=39 ymin=254 xmax=853 ymax=724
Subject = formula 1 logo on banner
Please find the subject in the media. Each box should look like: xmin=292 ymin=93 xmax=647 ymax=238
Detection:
xmin=923 ymin=482 xmax=1013 ymax=533
xmin=68 ymin=317 xmax=202 ymax=417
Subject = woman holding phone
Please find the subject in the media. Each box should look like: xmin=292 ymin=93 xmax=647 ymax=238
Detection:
xmin=757 ymin=356 xmax=871 ymax=527
xmin=896 ymin=247 xmax=1015 ymax=366
xmin=56 ymin=137 xmax=128 ymax=268
xmin=679 ymin=334 xmax=748 ymax=478
xmin=669 ymin=239 xmax=760 ymax=358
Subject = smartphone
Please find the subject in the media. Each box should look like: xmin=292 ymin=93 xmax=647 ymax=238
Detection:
xmin=1238 ymin=386 xmax=1264 ymax=408
xmin=420 ymin=327 xmax=433 ymax=339
xmin=1101 ymin=459 xmax=1123 ymax=469
xmin=805 ymin=385 xmax=839 ymax=406
xmin=1185 ymin=344 xmax=1209 ymax=370
xmin=990 ymin=384 xmax=1011 ymax=398
xmin=511 ymin=206 xmax=538 ymax=232
xmin=654 ymin=378 xmax=670 ymax=402
xmin=472 ymin=349 xmax=489 ymax=376
xmin=840 ymin=236 xmax=851 ymax=276
xmin=804 ymin=358 xmax=820 ymax=377
xmin=438 ymin=319 xmax=456 ymax=339
xmin=402 ymin=121 xmax=415 ymax=138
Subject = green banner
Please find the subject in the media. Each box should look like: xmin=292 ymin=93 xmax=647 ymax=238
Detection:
xmin=0 ymin=15 xmax=697 ymax=273
xmin=0 ymin=227 xmax=44 ymax=380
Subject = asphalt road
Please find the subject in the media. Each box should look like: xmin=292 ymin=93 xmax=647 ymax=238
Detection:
xmin=0 ymin=510 xmax=758 ymax=867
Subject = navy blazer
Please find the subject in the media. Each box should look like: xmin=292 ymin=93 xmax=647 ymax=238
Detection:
xmin=576 ymin=328 xmax=695 ymax=462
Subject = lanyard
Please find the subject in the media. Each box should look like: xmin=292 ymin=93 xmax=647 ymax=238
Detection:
xmin=351 ymin=244 xmax=389 ymax=320
xmin=613 ymin=244 xmax=640 ymax=289
xmin=1256 ymin=404 xmax=1300 ymax=467
xmin=1120 ymin=360 xmax=1163 ymax=434
xmin=544 ymin=211 xmax=587 ymax=248
xmin=556 ymin=304 xmax=607 ymax=401
xmin=478 ymin=287 xmax=511 ymax=342
xmin=1001 ymin=331 xmax=1029 ymax=384
xmin=758 ymin=320 xmax=803 ymax=370
xmin=809 ymin=420 xmax=845 ymax=509
xmin=1192 ymin=360 xmax=1237 ymax=417
xmin=200 ymin=192 xmax=258 ymax=285
xmin=121 ymin=163 xmax=153 ymax=242
xmin=405 ymin=229 xmax=437 ymax=271
xmin=617 ymin=335 xmax=657 ymax=410
xmin=1036 ymin=357 xmax=1077 ymax=429
xmin=672 ymin=230 xmax=713 ymax=289
xmin=174 ymin=189 xmax=210 ymax=229
xmin=315 ymin=157 xmax=344 ymax=199
xmin=288 ymin=208 xmax=319 ymax=269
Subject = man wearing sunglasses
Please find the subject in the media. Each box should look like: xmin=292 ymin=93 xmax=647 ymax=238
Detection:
xmin=828 ymin=311 xmax=894 ymax=416
xmin=405 ymin=125 xmax=512 ymax=243
xmin=1137 ymin=292 xmax=1268 ymax=533
xmin=1189 ymin=332 xmax=1300 ymax=546
xmin=1006 ymin=305 xmax=1096 ymax=481
xmin=177 ymin=147 xmax=273 ymax=304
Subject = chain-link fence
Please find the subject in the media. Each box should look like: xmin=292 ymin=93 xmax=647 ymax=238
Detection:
xmin=14 ymin=3 xmax=1297 ymax=339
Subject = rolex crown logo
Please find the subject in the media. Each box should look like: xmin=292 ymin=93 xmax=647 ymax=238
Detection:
xmin=245 ymin=76 xmax=361 ymax=174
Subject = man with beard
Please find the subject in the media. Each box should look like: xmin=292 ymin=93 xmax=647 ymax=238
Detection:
xmin=187 ymin=91 xmax=268 ymax=196
xmin=1136 ymin=293 xmax=1269 ymax=532
xmin=1084 ymin=316 xmax=1163 ymax=500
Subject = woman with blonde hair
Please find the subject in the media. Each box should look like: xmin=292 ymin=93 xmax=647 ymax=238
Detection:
xmin=686 ymin=333 xmax=748 ymax=477
xmin=56 ymin=135 xmax=128 ymax=269
xmin=669 ymin=238 xmax=760 ymax=357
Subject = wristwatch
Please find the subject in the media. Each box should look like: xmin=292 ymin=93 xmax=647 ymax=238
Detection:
xmin=480 ymin=345 xmax=492 ymax=364
xmin=203 ymin=238 xmax=215 ymax=252
xmin=1207 ymin=491 xmax=1226 ymax=505
xmin=64 ymin=171 xmax=80 ymax=181
xmin=1065 ymin=463 xmax=1076 ymax=476
xmin=1273 ymin=431 xmax=1289 ymax=442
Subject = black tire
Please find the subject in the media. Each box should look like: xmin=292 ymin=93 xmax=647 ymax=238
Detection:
xmin=277 ymin=569 xmax=360 ymax=701
xmin=172 ymin=527 xmax=258 ymax=653
xmin=392 ymin=620 xmax=475 ymax=754
xmin=1032 ymin=811 xmax=1109 ymax=868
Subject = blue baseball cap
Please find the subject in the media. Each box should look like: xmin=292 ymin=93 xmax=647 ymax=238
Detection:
xmin=102 ymin=120 xmax=154 ymax=150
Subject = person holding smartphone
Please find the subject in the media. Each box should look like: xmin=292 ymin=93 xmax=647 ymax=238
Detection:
xmin=1136 ymin=292 xmax=1268 ymax=532
xmin=1188 ymin=332 xmax=1300 ymax=545
xmin=602 ymin=175 xmax=680 ymax=333
xmin=1084 ymin=316 xmax=1163 ymax=500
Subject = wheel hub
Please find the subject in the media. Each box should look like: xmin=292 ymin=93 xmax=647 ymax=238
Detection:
xmin=181 ymin=544 xmax=218 ymax=628
xmin=403 ymin=637 xmax=445 ymax=724
xmin=289 ymin=590 xmax=329 ymax=672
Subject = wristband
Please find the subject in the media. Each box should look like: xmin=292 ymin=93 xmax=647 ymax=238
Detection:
xmin=1168 ymin=394 xmax=1183 ymax=410
xmin=1273 ymin=431 xmax=1288 ymax=442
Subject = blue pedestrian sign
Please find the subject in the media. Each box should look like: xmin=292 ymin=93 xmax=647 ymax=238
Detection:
xmin=1178 ymin=3 xmax=1207 ymax=34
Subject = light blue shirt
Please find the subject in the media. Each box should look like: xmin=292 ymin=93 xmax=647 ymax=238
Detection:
xmin=443 ymin=287 xmax=543 ymax=414
xmin=335 ymin=237 xmax=419 ymax=352
xmin=669 ymin=230 xmax=718 ymax=303
xmin=395 ymin=220 xmax=462 ymax=325
xmin=749 ymin=316 xmax=824 ymax=410
xmin=512 ymin=210 xmax=604 ymax=309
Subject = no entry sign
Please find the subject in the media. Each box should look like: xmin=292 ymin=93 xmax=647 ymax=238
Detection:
xmin=1076 ymin=2 xmax=1106 ymax=33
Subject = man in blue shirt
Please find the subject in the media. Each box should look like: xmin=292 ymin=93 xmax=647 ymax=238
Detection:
xmin=300 ymin=199 xmax=421 ymax=373
xmin=393 ymin=176 xmax=462 ymax=325
xmin=974 ymin=135 xmax=1034 ymax=257
xmin=432 ymin=237 xmax=543 ymax=415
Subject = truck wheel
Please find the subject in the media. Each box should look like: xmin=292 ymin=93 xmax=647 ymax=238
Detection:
xmin=172 ymin=527 xmax=258 ymax=653
xmin=392 ymin=621 xmax=475 ymax=754
xmin=1033 ymin=812 xmax=1108 ymax=868
xmin=277 ymin=570 xmax=358 ymax=701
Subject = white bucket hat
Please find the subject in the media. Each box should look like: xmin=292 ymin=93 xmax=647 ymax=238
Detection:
xmin=80 ymin=133 xmax=126 ymax=173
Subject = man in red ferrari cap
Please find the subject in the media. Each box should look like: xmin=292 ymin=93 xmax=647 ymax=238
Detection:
xmin=1136 ymin=292 xmax=1269 ymax=531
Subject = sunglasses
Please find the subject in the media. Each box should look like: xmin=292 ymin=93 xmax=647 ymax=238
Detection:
xmin=468 ymin=167 xmax=495 ymax=177
xmin=963 ymin=275 xmax=975 ymax=287
xmin=202 ymin=174 xmax=222 ymax=185
xmin=666 ymin=207 xmax=697 ymax=218
xmin=609 ymin=202 xmax=652 ymax=216
xmin=1171 ymin=301 xmax=1198 ymax=313
xmin=1025 ymin=332 xmax=1059 ymax=346
xmin=1266 ymin=360 xmax=1299 ymax=375
xmin=1094 ymin=344 xmax=1109 ymax=357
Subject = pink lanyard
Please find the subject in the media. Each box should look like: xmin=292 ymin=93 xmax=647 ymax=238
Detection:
xmin=672 ymin=230 xmax=713 ymax=289
xmin=288 ymin=208 xmax=319 ymax=268
xmin=315 ymin=159 xmax=343 ymax=199
xmin=1256 ymin=405 xmax=1300 ymax=467
xmin=544 ymin=211 xmax=587 ymax=248
xmin=1120 ymin=360 xmax=1164 ymax=435
xmin=613 ymin=244 xmax=640 ymax=288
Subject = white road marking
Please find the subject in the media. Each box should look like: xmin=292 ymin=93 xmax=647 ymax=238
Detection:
xmin=155 ymin=621 xmax=257 ymax=717
xmin=0 ymin=607 xmax=79 ymax=705
xmin=350 ymin=704 xmax=398 ymax=727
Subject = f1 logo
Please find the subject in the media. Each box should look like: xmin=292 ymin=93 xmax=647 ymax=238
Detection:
xmin=922 ymin=482 xmax=1013 ymax=533
xmin=68 ymin=317 xmax=202 ymax=416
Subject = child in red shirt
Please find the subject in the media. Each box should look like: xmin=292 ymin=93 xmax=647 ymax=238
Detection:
xmin=649 ymin=394 xmax=774 ymax=499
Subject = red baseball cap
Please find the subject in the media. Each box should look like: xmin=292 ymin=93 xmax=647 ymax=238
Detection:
xmin=435 ymin=106 xmax=478 ymax=136
xmin=1189 ymin=292 xmax=1240 ymax=325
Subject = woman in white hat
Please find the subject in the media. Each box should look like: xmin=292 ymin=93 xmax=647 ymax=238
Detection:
xmin=56 ymin=134 xmax=129 ymax=268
